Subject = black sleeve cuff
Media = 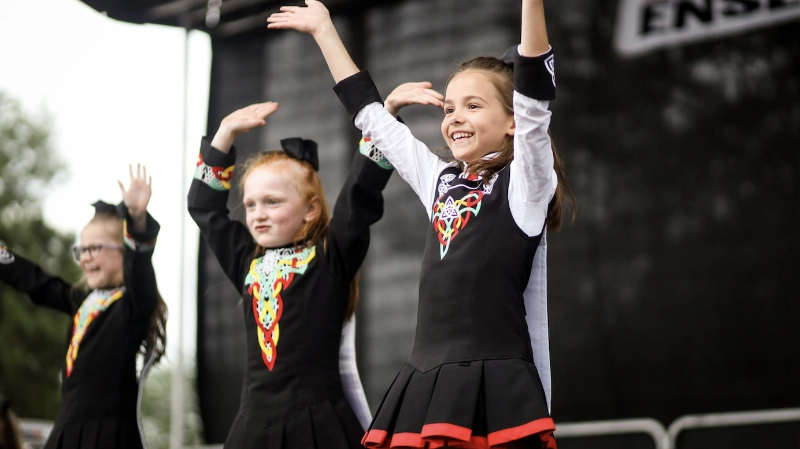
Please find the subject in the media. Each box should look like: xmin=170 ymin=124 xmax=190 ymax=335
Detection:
xmin=123 ymin=210 xmax=160 ymax=251
xmin=200 ymin=136 xmax=238 ymax=166
xmin=333 ymin=71 xmax=383 ymax=122
xmin=514 ymin=47 xmax=556 ymax=101
xmin=125 ymin=212 xmax=160 ymax=241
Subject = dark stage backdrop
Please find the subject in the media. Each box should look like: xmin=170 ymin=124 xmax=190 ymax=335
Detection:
xmin=79 ymin=0 xmax=800 ymax=446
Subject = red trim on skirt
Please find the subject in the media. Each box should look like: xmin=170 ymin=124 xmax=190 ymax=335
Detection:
xmin=488 ymin=418 xmax=556 ymax=447
xmin=421 ymin=423 xmax=473 ymax=441
xmin=361 ymin=417 xmax=556 ymax=448
xmin=363 ymin=429 xmax=389 ymax=446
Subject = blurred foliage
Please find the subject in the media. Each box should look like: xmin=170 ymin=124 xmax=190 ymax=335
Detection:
xmin=140 ymin=364 xmax=205 ymax=449
xmin=0 ymin=90 xmax=81 ymax=419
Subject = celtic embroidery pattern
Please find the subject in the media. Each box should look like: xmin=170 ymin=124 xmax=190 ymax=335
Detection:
xmin=122 ymin=221 xmax=156 ymax=252
xmin=431 ymin=170 xmax=501 ymax=259
xmin=245 ymin=246 xmax=316 ymax=370
xmin=66 ymin=288 xmax=126 ymax=377
xmin=194 ymin=154 xmax=234 ymax=191
xmin=432 ymin=190 xmax=484 ymax=259
xmin=359 ymin=137 xmax=393 ymax=170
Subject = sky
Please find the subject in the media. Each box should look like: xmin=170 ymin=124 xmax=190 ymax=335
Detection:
xmin=0 ymin=0 xmax=213 ymax=365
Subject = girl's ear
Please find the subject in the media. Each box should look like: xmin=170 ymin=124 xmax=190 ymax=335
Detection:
xmin=507 ymin=117 xmax=516 ymax=137
xmin=305 ymin=196 xmax=322 ymax=223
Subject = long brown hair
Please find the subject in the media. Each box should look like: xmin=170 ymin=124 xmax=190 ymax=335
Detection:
xmin=444 ymin=56 xmax=576 ymax=231
xmin=78 ymin=211 xmax=168 ymax=364
xmin=240 ymin=152 xmax=360 ymax=320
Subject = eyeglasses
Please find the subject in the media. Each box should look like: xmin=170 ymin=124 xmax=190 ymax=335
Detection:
xmin=72 ymin=244 xmax=123 ymax=261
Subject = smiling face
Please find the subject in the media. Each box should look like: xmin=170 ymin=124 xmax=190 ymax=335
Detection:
xmin=441 ymin=69 xmax=516 ymax=163
xmin=243 ymin=161 xmax=320 ymax=248
xmin=79 ymin=221 xmax=124 ymax=289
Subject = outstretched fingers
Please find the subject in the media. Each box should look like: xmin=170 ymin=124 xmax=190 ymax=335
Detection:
xmin=255 ymin=101 xmax=280 ymax=119
xmin=266 ymin=0 xmax=331 ymax=35
xmin=386 ymin=82 xmax=445 ymax=115
xmin=120 ymin=164 xmax=153 ymax=216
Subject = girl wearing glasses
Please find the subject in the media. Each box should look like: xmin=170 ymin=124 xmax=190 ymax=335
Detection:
xmin=0 ymin=165 xmax=167 ymax=449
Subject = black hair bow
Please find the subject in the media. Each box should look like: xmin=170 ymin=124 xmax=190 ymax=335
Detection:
xmin=280 ymin=137 xmax=319 ymax=172
xmin=92 ymin=200 xmax=127 ymax=218
xmin=501 ymin=46 xmax=516 ymax=68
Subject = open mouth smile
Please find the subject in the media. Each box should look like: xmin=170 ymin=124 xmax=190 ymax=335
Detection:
xmin=451 ymin=132 xmax=474 ymax=144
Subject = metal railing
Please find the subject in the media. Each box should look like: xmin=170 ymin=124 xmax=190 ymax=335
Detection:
xmin=556 ymin=407 xmax=800 ymax=449
xmin=557 ymin=417 xmax=669 ymax=449
xmin=666 ymin=407 xmax=800 ymax=448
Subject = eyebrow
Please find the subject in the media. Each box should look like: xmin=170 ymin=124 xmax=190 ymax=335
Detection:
xmin=443 ymin=95 xmax=487 ymax=104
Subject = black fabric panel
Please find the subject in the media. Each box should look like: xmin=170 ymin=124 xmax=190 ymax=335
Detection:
xmin=333 ymin=71 xmax=383 ymax=122
xmin=514 ymin=47 xmax=556 ymax=101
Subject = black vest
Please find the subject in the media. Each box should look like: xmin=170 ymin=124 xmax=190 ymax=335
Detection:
xmin=409 ymin=166 xmax=545 ymax=372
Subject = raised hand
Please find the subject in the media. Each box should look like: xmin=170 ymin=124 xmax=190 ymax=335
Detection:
xmin=267 ymin=0 xmax=358 ymax=83
xmin=118 ymin=164 xmax=152 ymax=231
xmin=384 ymin=82 xmax=445 ymax=117
xmin=267 ymin=0 xmax=332 ymax=37
xmin=521 ymin=0 xmax=550 ymax=57
xmin=211 ymin=102 xmax=279 ymax=153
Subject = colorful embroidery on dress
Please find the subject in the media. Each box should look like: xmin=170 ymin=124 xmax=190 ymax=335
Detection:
xmin=359 ymin=137 xmax=393 ymax=170
xmin=66 ymin=288 xmax=125 ymax=377
xmin=432 ymin=170 xmax=501 ymax=259
xmin=0 ymin=243 xmax=14 ymax=264
xmin=432 ymin=191 xmax=483 ymax=259
xmin=244 ymin=246 xmax=316 ymax=371
xmin=194 ymin=153 xmax=234 ymax=191
xmin=123 ymin=221 xmax=156 ymax=252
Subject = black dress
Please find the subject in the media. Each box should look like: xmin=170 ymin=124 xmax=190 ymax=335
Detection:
xmin=333 ymin=48 xmax=559 ymax=449
xmin=187 ymin=138 xmax=392 ymax=449
xmin=0 ymin=212 xmax=160 ymax=449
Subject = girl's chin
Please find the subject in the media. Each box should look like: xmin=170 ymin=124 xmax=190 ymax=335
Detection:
xmin=86 ymin=277 xmax=112 ymax=290
xmin=255 ymin=237 xmax=294 ymax=248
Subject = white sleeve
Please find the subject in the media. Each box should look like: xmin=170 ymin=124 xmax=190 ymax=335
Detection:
xmin=523 ymin=231 xmax=552 ymax=411
xmin=355 ymin=103 xmax=451 ymax=217
xmin=508 ymin=92 xmax=558 ymax=237
xmin=339 ymin=316 xmax=372 ymax=430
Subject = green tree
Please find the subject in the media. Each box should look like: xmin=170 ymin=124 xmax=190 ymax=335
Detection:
xmin=0 ymin=90 xmax=81 ymax=419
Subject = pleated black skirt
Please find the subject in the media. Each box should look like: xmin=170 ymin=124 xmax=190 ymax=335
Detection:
xmin=224 ymin=396 xmax=364 ymax=449
xmin=363 ymin=359 xmax=556 ymax=449
xmin=47 ymin=418 xmax=142 ymax=449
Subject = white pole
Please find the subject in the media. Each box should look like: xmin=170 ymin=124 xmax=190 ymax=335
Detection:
xmin=169 ymin=24 xmax=190 ymax=449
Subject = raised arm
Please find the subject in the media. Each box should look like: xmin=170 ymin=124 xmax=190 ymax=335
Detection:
xmin=267 ymin=0 xmax=358 ymax=83
xmin=325 ymin=135 xmax=393 ymax=282
xmin=517 ymin=0 xmax=556 ymax=411
xmin=520 ymin=0 xmax=550 ymax=57
xmin=187 ymin=103 xmax=279 ymax=287
xmin=337 ymin=77 xmax=449 ymax=214
xmin=508 ymin=0 xmax=558 ymax=237
xmin=118 ymin=165 xmax=161 ymax=321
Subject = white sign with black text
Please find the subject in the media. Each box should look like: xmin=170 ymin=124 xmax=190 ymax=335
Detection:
xmin=615 ymin=0 xmax=800 ymax=56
